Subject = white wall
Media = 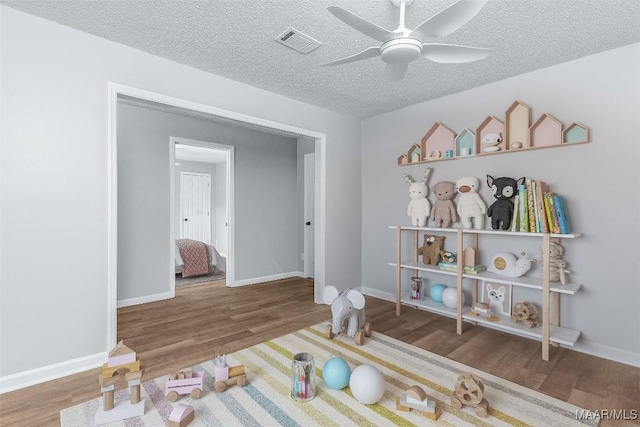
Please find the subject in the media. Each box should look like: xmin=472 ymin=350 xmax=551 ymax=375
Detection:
xmin=0 ymin=6 xmax=361 ymax=384
xmin=361 ymin=43 xmax=640 ymax=366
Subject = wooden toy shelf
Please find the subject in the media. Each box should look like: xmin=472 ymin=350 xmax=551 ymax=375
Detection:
xmin=390 ymin=225 xmax=583 ymax=361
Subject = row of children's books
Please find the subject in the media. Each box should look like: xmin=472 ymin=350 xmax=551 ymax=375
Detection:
xmin=511 ymin=179 xmax=573 ymax=234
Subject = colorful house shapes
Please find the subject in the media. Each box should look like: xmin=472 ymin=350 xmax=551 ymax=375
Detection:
xmin=504 ymin=100 xmax=531 ymax=150
xmin=476 ymin=116 xmax=505 ymax=154
xmin=407 ymin=144 xmax=421 ymax=164
xmin=454 ymin=128 xmax=475 ymax=157
xmin=562 ymin=122 xmax=589 ymax=144
xmin=421 ymin=122 xmax=456 ymax=161
xmin=530 ymin=113 xmax=562 ymax=148
xmin=397 ymin=153 xmax=409 ymax=165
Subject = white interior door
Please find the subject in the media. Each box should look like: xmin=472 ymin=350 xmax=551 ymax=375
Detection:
xmin=304 ymin=153 xmax=315 ymax=278
xmin=180 ymin=172 xmax=211 ymax=244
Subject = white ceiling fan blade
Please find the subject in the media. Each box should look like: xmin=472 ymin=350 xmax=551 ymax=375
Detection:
xmin=323 ymin=46 xmax=381 ymax=66
xmin=327 ymin=6 xmax=395 ymax=42
xmin=410 ymin=0 xmax=487 ymax=39
xmin=422 ymin=43 xmax=491 ymax=63
xmin=385 ymin=63 xmax=409 ymax=81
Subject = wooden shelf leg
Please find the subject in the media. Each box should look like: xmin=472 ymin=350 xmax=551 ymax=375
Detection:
xmin=542 ymin=233 xmax=551 ymax=361
xmin=551 ymin=293 xmax=560 ymax=347
xmin=456 ymin=230 xmax=463 ymax=335
xmin=396 ymin=227 xmax=402 ymax=316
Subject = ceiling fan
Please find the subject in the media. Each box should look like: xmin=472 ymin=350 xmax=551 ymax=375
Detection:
xmin=324 ymin=0 xmax=491 ymax=81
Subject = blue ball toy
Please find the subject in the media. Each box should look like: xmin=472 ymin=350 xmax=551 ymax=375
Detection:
xmin=430 ymin=284 xmax=447 ymax=303
xmin=322 ymin=357 xmax=351 ymax=390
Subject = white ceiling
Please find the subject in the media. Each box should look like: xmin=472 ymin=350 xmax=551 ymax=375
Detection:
xmin=3 ymin=0 xmax=639 ymax=118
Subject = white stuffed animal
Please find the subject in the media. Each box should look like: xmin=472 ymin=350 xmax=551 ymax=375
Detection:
xmin=456 ymin=177 xmax=487 ymax=229
xmin=403 ymin=168 xmax=433 ymax=227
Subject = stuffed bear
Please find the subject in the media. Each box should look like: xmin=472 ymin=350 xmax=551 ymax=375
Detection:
xmin=542 ymin=240 xmax=570 ymax=284
xmin=455 ymin=177 xmax=487 ymax=229
xmin=417 ymin=234 xmax=445 ymax=265
xmin=430 ymin=181 xmax=458 ymax=228
xmin=403 ymin=168 xmax=433 ymax=227
xmin=486 ymin=175 xmax=525 ymax=230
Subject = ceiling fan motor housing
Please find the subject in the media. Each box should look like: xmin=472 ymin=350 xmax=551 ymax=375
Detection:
xmin=380 ymin=38 xmax=423 ymax=64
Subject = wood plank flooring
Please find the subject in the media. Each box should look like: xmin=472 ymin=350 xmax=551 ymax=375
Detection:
xmin=0 ymin=277 xmax=638 ymax=426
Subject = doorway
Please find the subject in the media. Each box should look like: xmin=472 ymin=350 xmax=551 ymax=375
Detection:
xmin=171 ymin=137 xmax=234 ymax=288
xmin=107 ymin=83 xmax=327 ymax=348
xmin=304 ymin=153 xmax=315 ymax=278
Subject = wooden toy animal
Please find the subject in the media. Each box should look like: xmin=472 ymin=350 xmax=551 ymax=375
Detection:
xmin=487 ymin=252 xmax=536 ymax=278
xmin=451 ymin=372 xmax=489 ymax=417
xmin=403 ymin=168 xmax=433 ymax=227
xmin=510 ymin=301 xmax=540 ymax=328
xmin=323 ymin=285 xmax=372 ymax=345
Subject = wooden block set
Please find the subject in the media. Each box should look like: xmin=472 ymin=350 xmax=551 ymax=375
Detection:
xmin=94 ymin=341 xmax=145 ymax=425
xmin=396 ymin=385 xmax=441 ymax=421
xmin=468 ymin=302 xmax=499 ymax=322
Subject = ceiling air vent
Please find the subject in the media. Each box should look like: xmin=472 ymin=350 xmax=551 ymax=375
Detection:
xmin=275 ymin=27 xmax=322 ymax=54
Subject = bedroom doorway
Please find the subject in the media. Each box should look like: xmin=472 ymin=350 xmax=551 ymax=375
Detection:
xmin=171 ymin=137 xmax=234 ymax=290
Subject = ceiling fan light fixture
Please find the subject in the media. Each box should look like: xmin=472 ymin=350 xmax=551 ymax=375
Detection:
xmin=380 ymin=38 xmax=423 ymax=64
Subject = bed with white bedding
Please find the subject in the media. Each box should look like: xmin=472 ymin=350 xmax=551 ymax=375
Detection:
xmin=175 ymin=241 xmax=226 ymax=276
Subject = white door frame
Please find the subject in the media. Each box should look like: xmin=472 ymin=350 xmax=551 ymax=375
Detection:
xmin=107 ymin=83 xmax=326 ymax=349
xmin=179 ymin=171 xmax=212 ymax=243
xmin=171 ymin=137 xmax=235 ymax=291
xmin=303 ymin=153 xmax=315 ymax=278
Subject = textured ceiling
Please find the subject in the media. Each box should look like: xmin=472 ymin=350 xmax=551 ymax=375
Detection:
xmin=3 ymin=0 xmax=639 ymax=118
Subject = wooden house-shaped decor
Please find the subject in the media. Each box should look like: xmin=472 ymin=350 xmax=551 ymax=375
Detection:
xmin=530 ymin=113 xmax=562 ymax=148
xmin=476 ymin=116 xmax=505 ymax=154
xmin=562 ymin=122 xmax=589 ymax=144
xmin=397 ymin=153 xmax=409 ymax=165
xmin=505 ymin=100 xmax=531 ymax=150
xmin=421 ymin=122 xmax=456 ymax=161
xmin=455 ymin=128 xmax=475 ymax=157
xmin=407 ymin=144 xmax=421 ymax=164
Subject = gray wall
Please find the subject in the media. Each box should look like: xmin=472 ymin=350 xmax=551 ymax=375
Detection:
xmin=1 ymin=6 xmax=362 ymax=380
xmin=173 ymin=159 xmax=219 ymax=246
xmin=117 ymin=102 xmax=299 ymax=301
xmin=361 ymin=44 xmax=640 ymax=363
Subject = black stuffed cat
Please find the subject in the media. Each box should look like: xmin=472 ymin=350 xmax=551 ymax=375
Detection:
xmin=486 ymin=175 xmax=525 ymax=230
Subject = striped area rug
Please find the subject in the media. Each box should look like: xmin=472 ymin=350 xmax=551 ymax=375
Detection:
xmin=61 ymin=324 xmax=598 ymax=426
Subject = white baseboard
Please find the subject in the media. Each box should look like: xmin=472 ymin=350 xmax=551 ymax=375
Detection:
xmin=0 ymin=351 xmax=106 ymax=394
xmin=231 ymin=271 xmax=303 ymax=287
xmin=361 ymin=287 xmax=640 ymax=368
xmin=117 ymin=290 xmax=175 ymax=308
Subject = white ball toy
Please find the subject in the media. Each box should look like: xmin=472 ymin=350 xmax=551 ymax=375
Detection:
xmin=442 ymin=287 xmax=465 ymax=309
xmin=349 ymin=364 xmax=385 ymax=404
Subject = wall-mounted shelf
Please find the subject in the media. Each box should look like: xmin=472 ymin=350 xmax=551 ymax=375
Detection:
xmin=397 ymin=99 xmax=589 ymax=166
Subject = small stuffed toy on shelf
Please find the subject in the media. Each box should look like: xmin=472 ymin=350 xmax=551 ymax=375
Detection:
xmin=542 ymin=240 xmax=571 ymax=284
xmin=403 ymin=168 xmax=433 ymax=227
xmin=430 ymin=181 xmax=458 ymax=228
xmin=455 ymin=177 xmax=486 ymax=229
xmin=486 ymin=175 xmax=525 ymax=230
xmin=417 ymin=234 xmax=445 ymax=265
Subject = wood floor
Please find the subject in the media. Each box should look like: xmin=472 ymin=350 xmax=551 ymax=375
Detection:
xmin=1 ymin=277 xmax=638 ymax=426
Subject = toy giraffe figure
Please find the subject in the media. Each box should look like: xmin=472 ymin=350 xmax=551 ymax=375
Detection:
xmin=403 ymin=168 xmax=433 ymax=227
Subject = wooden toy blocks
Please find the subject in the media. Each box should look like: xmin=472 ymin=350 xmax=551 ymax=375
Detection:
xmin=395 ymin=385 xmax=441 ymax=421
xmin=168 ymin=404 xmax=195 ymax=427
